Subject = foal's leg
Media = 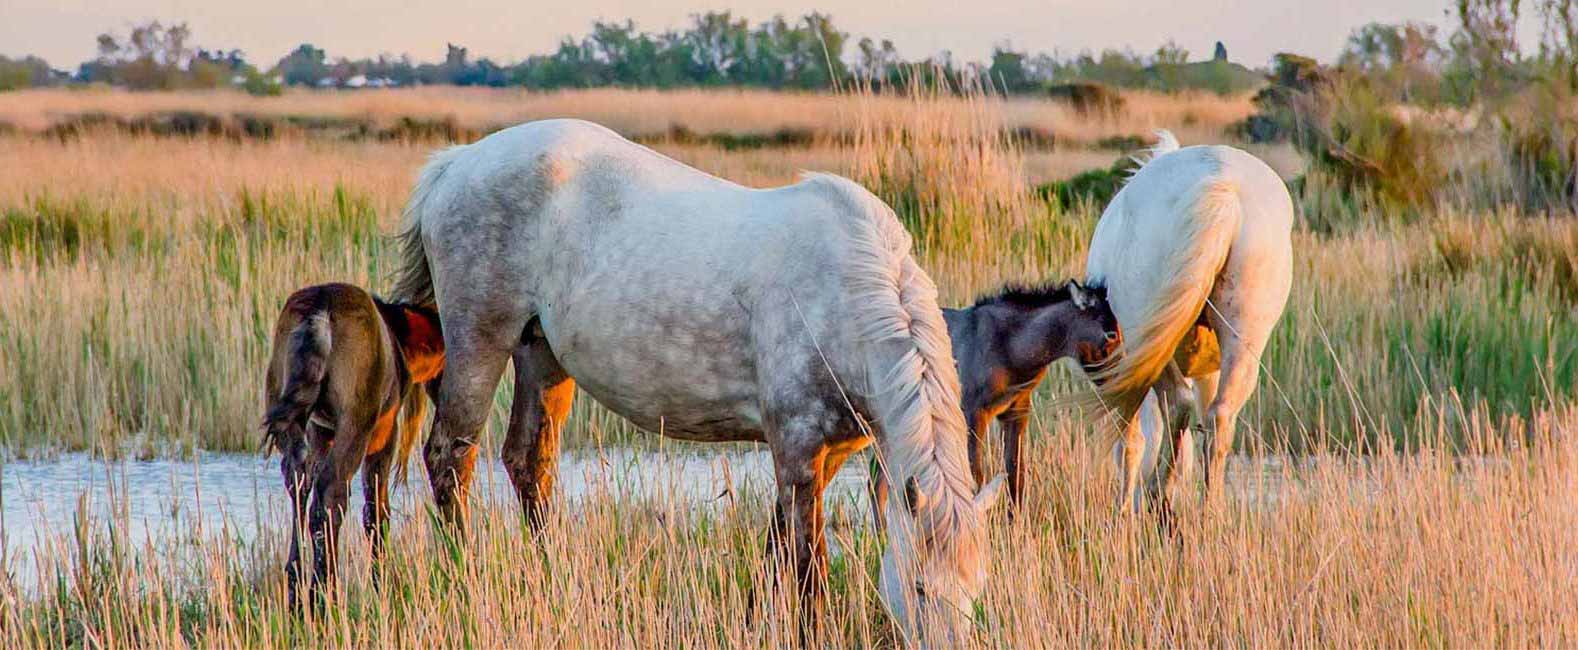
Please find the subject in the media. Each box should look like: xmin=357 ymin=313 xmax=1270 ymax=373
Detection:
xmin=964 ymin=407 xmax=993 ymax=489
xmin=362 ymin=419 xmax=398 ymax=567
xmin=307 ymin=409 xmax=388 ymax=591
xmin=997 ymin=391 xmax=1033 ymax=511
xmin=1153 ymin=366 xmax=1199 ymax=524
xmin=284 ymin=424 xmax=329 ymax=604
xmin=867 ymin=453 xmax=888 ymax=530
xmin=501 ymin=341 xmax=575 ymax=530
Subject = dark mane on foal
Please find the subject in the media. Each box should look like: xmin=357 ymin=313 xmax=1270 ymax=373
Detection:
xmin=973 ymin=281 xmax=1105 ymax=309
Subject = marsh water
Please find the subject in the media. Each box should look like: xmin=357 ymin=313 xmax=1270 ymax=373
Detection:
xmin=0 ymin=446 xmax=876 ymax=586
xmin=1 ymin=445 xmax=1318 ymax=591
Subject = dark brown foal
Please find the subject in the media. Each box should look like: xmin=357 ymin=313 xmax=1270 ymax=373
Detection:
xmin=870 ymin=280 xmax=1119 ymax=521
xmin=261 ymin=282 xmax=444 ymax=603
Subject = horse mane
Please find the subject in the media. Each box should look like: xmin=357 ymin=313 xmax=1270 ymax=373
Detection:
xmin=802 ymin=172 xmax=983 ymax=571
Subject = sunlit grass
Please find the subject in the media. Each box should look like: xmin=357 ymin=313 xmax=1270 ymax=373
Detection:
xmin=2 ymin=403 xmax=1573 ymax=647
xmin=0 ymin=82 xmax=1574 ymax=648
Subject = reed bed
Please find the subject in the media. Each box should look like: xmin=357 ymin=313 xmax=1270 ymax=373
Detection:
xmin=1 ymin=95 xmax=1574 ymax=455
xmin=0 ymin=74 xmax=1573 ymax=650
xmin=0 ymin=86 xmax=1254 ymax=148
xmin=1 ymin=403 xmax=1572 ymax=647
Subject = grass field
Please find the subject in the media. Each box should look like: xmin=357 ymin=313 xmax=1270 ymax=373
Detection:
xmin=0 ymin=85 xmax=1575 ymax=647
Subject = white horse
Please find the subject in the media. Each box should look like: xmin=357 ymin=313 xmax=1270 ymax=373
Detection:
xmin=1088 ymin=132 xmax=1293 ymax=513
xmin=390 ymin=119 xmax=1002 ymax=644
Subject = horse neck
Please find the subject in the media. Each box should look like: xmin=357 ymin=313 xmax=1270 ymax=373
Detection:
xmin=984 ymin=300 xmax=1079 ymax=373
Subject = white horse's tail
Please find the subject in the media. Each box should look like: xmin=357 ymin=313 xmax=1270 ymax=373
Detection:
xmin=1092 ymin=174 xmax=1241 ymax=418
xmin=389 ymin=145 xmax=468 ymax=306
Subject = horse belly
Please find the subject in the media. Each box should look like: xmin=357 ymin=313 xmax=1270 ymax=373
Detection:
xmin=542 ymin=293 xmax=765 ymax=442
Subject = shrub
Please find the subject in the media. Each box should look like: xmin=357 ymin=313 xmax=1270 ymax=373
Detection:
xmin=1046 ymin=82 xmax=1125 ymax=116
xmin=1034 ymin=152 xmax=1143 ymax=211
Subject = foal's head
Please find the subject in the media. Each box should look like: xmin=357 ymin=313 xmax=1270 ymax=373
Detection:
xmin=976 ymin=280 xmax=1120 ymax=373
xmin=1059 ymin=280 xmax=1120 ymax=372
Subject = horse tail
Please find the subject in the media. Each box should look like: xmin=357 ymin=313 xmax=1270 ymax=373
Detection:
xmin=261 ymin=312 xmax=332 ymax=457
xmin=390 ymin=145 xmax=467 ymax=306
xmin=1129 ymin=129 xmax=1180 ymax=171
xmin=393 ymin=385 xmax=428 ymax=485
xmin=1090 ymin=175 xmax=1241 ymax=418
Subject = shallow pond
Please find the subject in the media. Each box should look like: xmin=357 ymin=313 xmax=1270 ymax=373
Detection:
xmin=0 ymin=446 xmax=877 ymax=585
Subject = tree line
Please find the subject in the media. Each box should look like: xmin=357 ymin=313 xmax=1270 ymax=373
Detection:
xmin=6 ymin=2 xmax=1576 ymax=102
xmin=2 ymin=12 xmax=1261 ymax=95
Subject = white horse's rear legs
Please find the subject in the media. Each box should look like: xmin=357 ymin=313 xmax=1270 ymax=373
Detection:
xmin=1118 ymin=410 xmax=1148 ymax=514
xmin=1201 ymin=324 xmax=1265 ymax=508
xmin=1154 ymin=365 xmax=1202 ymax=522
xmin=503 ymin=340 xmax=576 ymax=530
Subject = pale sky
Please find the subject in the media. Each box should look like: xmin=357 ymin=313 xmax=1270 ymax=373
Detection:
xmin=4 ymin=0 xmax=1464 ymax=71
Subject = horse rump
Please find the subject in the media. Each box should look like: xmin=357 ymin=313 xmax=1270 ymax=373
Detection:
xmin=261 ymin=311 xmax=333 ymax=463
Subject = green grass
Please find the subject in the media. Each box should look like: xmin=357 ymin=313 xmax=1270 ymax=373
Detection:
xmin=1 ymin=175 xmax=1574 ymax=457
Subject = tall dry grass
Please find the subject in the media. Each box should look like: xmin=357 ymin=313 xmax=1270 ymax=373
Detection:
xmin=1 ymin=403 xmax=1573 ymax=647
xmin=0 ymin=86 xmax=1255 ymax=148
xmin=1 ymin=84 xmax=1574 ymax=455
xmin=0 ymin=69 xmax=1574 ymax=650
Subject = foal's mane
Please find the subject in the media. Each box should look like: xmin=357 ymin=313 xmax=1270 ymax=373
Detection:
xmin=972 ymin=281 xmax=1106 ymax=309
xmin=973 ymin=282 xmax=1073 ymax=308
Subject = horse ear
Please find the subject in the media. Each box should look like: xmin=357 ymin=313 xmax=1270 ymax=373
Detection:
xmin=975 ymin=474 xmax=1006 ymax=514
xmin=904 ymin=476 xmax=927 ymax=518
xmin=1067 ymin=280 xmax=1094 ymax=310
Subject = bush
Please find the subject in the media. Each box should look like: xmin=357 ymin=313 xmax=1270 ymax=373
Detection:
xmin=240 ymin=71 xmax=282 ymax=97
xmin=1046 ymin=82 xmax=1125 ymax=116
xmin=376 ymin=116 xmax=480 ymax=143
xmin=1496 ymin=87 xmax=1578 ymax=214
xmin=1034 ymin=152 xmax=1142 ymax=210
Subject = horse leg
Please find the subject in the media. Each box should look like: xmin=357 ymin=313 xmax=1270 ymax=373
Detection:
xmin=284 ymin=423 xmax=329 ymax=605
xmin=426 ymin=325 xmax=516 ymax=530
xmin=1153 ymin=366 xmax=1199 ymax=526
xmin=768 ymin=444 xmax=830 ymax=605
xmin=867 ymin=453 xmax=888 ymax=530
xmin=1117 ymin=402 xmax=1149 ymax=515
xmin=501 ymin=341 xmax=575 ymax=530
xmin=1202 ymin=301 xmax=1275 ymax=509
xmin=362 ymin=413 xmax=399 ymax=569
xmin=964 ymin=407 xmax=992 ymax=489
xmin=1203 ymin=352 xmax=1258 ymax=509
xmin=306 ymin=409 xmax=381 ymax=594
xmin=997 ymin=391 xmax=1033 ymax=512
xmin=757 ymin=386 xmax=834 ymax=600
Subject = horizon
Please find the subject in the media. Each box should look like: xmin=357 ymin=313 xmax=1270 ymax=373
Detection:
xmin=5 ymin=0 xmax=1474 ymax=72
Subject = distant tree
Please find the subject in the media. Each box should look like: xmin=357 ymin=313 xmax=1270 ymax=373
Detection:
xmin=855 ymin=37 xmax=900 ymax=80
xmin=80 ymin=21 xmax=244 ymax=89
xmin=989 ymin=45 xmax=1035 ymax=92
xmin=684 ymin=12 xmax=749 ymax=83
xmin=277 ymin=44 xmax=328 ymax=86
xmin=0 ymin=55 xmax=66 ymax=90
xmin=1154 ymin=40 xmax=1189 ymax=66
